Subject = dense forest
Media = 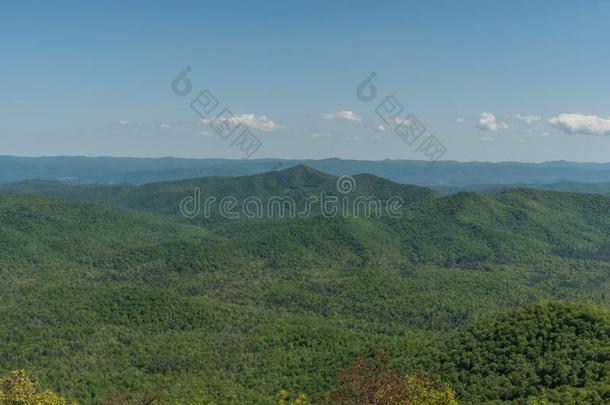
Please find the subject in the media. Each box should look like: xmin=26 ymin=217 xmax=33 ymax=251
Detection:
xmin=1 ymin=166 xmax=610 ymax=403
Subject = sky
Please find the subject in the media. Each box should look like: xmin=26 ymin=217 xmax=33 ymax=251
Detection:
xmin=2 ymin=0 xmax=610 ymax=162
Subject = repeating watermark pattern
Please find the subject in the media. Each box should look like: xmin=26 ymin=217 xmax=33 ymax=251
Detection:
xmin=356 ymin=73 xmax=447 ymax=163
xmin=179 ymin=175 xmax=404 ymax=220
xmin=171 ymin=67 xmax=263 ymax=159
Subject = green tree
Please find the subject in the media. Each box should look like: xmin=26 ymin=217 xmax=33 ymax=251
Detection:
xmin=278 ymin=389 xmax=308 ymax=405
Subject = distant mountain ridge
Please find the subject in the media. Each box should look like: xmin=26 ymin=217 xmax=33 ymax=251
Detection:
xmin=3 ymin=156 xmax=610 ymax=186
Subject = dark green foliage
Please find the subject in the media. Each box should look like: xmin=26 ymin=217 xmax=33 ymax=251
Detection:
xmin=421 ymin=302 xmax=610 ymax=404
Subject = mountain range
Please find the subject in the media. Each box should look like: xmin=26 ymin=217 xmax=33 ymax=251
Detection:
xmin=1 ymin=165 xmax=610 ymax=403
xmin=3 ymin=156 xmax=610 ymax=189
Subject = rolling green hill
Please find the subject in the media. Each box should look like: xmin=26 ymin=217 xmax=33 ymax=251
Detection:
xmin=435 ymin=180 xmax=610 ymax=195
xmin=422 ymin=301 xmax=610 ymax=404
xmin=2 ymin=167 xmax=610 ymax=403
xmin=389 ymin=188 xmax=610 ymax=265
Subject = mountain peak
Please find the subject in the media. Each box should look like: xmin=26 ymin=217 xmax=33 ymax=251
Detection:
xmin=277 ymin=164 xmax=326 ymax=175
xmin=268 ymin=164 xmax=335 ymax=183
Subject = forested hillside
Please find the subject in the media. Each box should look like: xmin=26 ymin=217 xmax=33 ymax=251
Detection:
xmin=421 ymin=302 xmax=610 ymax=404
xmin=0 ymin=165 xmax=438 ymax=217
xmin=1 ymin=167 xmax=610 ymax=403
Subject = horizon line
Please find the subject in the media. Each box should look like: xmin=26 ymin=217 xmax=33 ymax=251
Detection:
xmin=1 ymin=155 xmax=610 ymax=165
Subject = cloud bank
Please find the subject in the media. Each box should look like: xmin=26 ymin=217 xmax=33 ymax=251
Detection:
xmin=549 ymin=113 xmax=610 ymax=136
xmin=321 ymin=110 xmax=363 ymax=122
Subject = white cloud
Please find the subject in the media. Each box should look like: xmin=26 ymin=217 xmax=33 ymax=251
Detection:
xmin=514 ymin=114 xmax=542 ymax=124
xmin=477 ymin=112 xmax=508 ymax=131
xmin=201 ymin=113 xmax=281 ymax=132
xmin=199 ymin=130 xmax=213 ymax=137
xmin=456 ymin=117 xmax=465 ymax=124
xmin=376 ymin=124 xmax=385 ymax=132
xmin=542 ymin=132 xmax=550 ymax=137
xmin=548 ymin=113 xmax=610 ymax=136
xmin=119 ymin=120 xmax=130 ymax=125
xmin=321 ymin=110 xmax=363 ymax=122
xmin=481 ymin=136 xmax=495 ymax=141
xmin=159 ymin=123 xmax=172 ymax=129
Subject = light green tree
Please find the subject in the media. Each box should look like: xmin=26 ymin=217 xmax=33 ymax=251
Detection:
xmin=277 ymin=389 xmax=308 ymax=405
xmin=0 ymin=370 xmax=68 ymax=405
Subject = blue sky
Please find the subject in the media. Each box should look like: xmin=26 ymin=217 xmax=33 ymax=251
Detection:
xmin=2 ymin=0 xmax=610 ymax=161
